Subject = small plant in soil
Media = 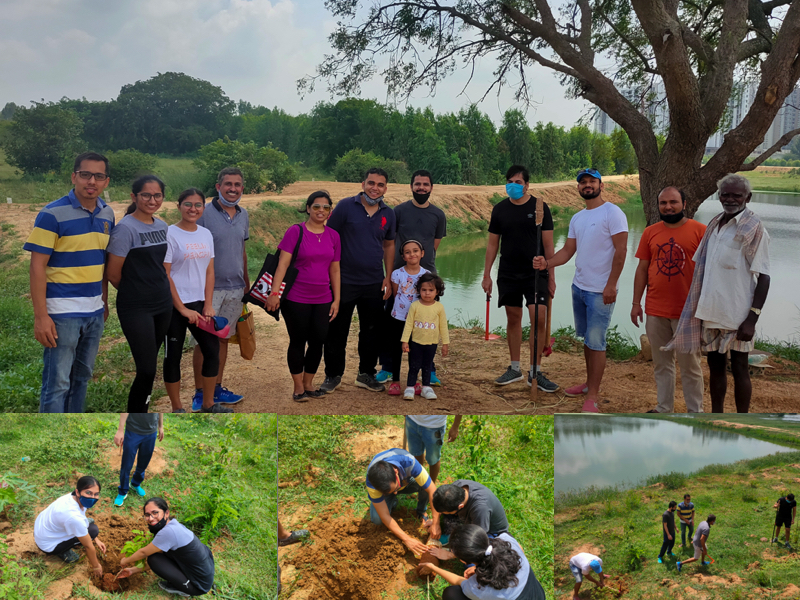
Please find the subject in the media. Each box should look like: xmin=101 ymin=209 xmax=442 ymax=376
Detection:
xmin=121 ymin=529 xmax=153 ymax=569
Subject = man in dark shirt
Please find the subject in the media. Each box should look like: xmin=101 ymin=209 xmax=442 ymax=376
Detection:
xmin=320 ymin=168 xmax=396 ymax=394
xmin=658 ymin=501 xmax=677 ymax=563
xmin=773 ymin=493 xmax=796 ymax=549
xmin=483 ymin=165 xmax=558 ymax=392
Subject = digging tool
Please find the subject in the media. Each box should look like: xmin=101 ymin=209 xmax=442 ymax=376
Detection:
xmin=530 ymin=196 xmax=544 ymax=403
xmin=485 ymin=294 xmax=501 ymax=340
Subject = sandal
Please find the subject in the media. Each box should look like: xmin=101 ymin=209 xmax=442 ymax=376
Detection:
xmin=292 ymin=391 xmax=309 ymax=402
xmin=304 ymin=389 xmax=325 ymax=398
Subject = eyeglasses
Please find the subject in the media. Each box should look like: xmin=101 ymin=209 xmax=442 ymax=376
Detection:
xmin=143 ymin=511 xmax=163 ymax=519
xmin=311 ymin=204 xmax=332 ymax=212
xmin=138 ymin=193 xmax=164 ymax=201
xmin=181 ymin=202 xmax=204 ymax=209
xmin=75 ymin=171 xmax=108 ymax=181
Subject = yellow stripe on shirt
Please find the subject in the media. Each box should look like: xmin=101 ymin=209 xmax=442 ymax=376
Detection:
xmin=50 ymin=231 xmax=111 ymax=253
xmin=45 ymin=264 xmax=105 ymax=284
xmin=414 ymin=466 xmax=430 ymax=488
xmin=26 ymin=227 xmax=59 ymax=251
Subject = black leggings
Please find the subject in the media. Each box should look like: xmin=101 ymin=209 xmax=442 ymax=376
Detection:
xmin=384 ymin=314 xmax=406 ymax=383
xmin=118 ymin=303 xmax=172 ymax=412
xmin=148 ymin=553 xmax=206 ymax=596
xmin=47 ymin=523 xmax=99 ymax=555
xmin=282 ymin=299 xmax=331 ymax=375
xmin=163 ymin=302 xmax=220 ymax=383
xmin=407 ymin=341 xmax=437 ymax=387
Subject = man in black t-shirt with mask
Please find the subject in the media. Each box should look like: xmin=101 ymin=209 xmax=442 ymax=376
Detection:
xmin=482 ymin=165 xmax=559 ymax=392
xmin=773 ymin=493 xmax=796 ymax=549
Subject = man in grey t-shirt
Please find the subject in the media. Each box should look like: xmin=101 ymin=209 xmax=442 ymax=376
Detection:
xmin=677 ymin=514 xmax=715 ymax=572
xmin=113 ymin=413 xmax=163 ymax=506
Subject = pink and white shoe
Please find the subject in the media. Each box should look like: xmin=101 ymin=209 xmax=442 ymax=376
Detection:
xmin=387 ymin=382 xmax=402 ymax=396
xmin=581 ymin=398 xmax=600 ymax=413
xmin=564 ymin=383 xmax=589 ymax=397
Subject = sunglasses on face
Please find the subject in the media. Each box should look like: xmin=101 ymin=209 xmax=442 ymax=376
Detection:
xmin=75 ymin=171 xmax=108 ymax=181
xmin=311 ymin=204 xmax=332 ymax=212
xmin=181 ymin=202 xmax=204 ymax=209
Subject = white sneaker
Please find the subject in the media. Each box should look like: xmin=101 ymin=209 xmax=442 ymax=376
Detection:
xmin=421 ymin=386 xmax=437 ymax=400
xmin=403 ymin=387 xmax=415 ymax=400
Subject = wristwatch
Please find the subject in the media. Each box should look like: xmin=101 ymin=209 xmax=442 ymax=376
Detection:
xmin=749 ymin=307 xmax=761 ymax=316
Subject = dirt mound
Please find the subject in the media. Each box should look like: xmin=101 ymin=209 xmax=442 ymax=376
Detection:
xmin=87 ymin=512 xmax=154 ymax=594
xmin=350 ymin=425 xmax=406 ymax=463
xmin=97 ymin=438 xmax=169 ymax=475
xmin=280 ymin=501 xmax=431 ymax=600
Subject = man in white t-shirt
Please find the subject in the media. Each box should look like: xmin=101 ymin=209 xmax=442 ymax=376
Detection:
xmin=569 ymin=552 xmax=609 ymax=600
xmin=534 ymin=169 xmax=628 ymax=412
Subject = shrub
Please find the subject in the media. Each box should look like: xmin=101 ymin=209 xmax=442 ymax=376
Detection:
xmin=646 ymin=471 xmax=687 ymax=490
xmin=106 ymin=149 xmax=158 ymax=184
xmin=333 ymin=148 xmax=409 ymax=183
xmin=605 ymin=325 xmax=639 ymax=361
xmin=624 ymin=491 xmax=641 ymax=512
xmin=489 ymin=192 xmax=505 ymax=205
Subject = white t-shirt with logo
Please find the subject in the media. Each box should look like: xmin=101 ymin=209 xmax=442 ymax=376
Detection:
xmin=34 ymin=493 xmax=90 ymax=552
xmin=164 ymin=225 xmax=215 ymax=304
xmin=568 ymin=202 xmax=628 ymax=293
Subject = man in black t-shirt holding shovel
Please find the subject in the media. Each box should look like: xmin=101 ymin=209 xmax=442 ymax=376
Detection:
xmin=773 ymin=493 xmax=796 ymax=550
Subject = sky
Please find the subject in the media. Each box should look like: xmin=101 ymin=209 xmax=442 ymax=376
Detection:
xmin=0 ymin=0 xmax=590 ymax=128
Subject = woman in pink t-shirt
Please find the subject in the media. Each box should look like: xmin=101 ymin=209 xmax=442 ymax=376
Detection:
xmin=266 ymin=191 xmax=341 ymax=401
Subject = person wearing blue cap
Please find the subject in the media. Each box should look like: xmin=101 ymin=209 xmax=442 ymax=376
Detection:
xmin=569 ymin=552 xmax=608 ymax=599
xmin=533 ymin=168 xmax=628 ymax=412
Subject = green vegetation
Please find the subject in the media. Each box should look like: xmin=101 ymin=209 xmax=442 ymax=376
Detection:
xmin=741 ymin=170 xmax=800 ymax=194
xmin=0 ymin=414 xmax=277 ymax=599
xmin=556 ymin=443 xmax=800 ymax=599
xmin=278 ymin=415 xmax=554 ymax=600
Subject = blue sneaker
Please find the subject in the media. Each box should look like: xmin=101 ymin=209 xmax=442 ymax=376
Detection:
xmin=132 ymin=485 xmax=146 ymax=497
xmin=114 ymin=493 xmax=127 ymax=506
xmin=702 ymin=561 xmax=710 ymax=566
xmin=676 ymin=561 xmax=682 ymax=573
xmin=668 ymin=552 xmax=676 ymax=557
xmin=375 ymin=370 xmax=392 ymax=383
xmin=658 ymin=557 xmax=663 ymax=564
xmin=214 ymin=385 xmax=243 ymax=405
xmin=430 ymin=371 xmax=442 ymax=387
xmin=191 ymin=389 xmax=203 ymax=412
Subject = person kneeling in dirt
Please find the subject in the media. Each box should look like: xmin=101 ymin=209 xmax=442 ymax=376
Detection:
xmin=568 ymin=552 xmax=608 ymax=599
xmin=773 ymin=493 xmax=796 ymax=549
xmin=118 ymin=498 xmax=215 ymax=597
xmin=429 ymin=480 xmax=509 ymax=551
xmin=677 ymin=514 xmax=715 ymax=573
xmin=34 ymin=475 xmax=108 ymax=575
xmin=366 ymin=448 xmax=442 ymax=555
xmin=420 ymin=524 xmax=546 ymax=600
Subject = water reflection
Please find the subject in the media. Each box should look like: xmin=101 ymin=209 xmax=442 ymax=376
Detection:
xmin=554 ymin=416 xmax=793 ymax=494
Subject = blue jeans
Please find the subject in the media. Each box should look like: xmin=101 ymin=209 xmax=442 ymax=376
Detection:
xmin=405 ymin=417 xmax=445 ymax=467
xmin=571 ymin=284 xmax=614 ymax=351
xmin=118 ymin=431 xmax=157 ymax=496
xmin=369 ymin=480 xmax=430 ymax=524
xmin=659 ymin=530 xmax=675 ymax=558
xmin=40 ymin=315 xmax=104 ymax=413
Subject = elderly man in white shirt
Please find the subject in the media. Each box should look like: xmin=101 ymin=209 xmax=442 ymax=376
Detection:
xmin=666 ymin=173 xmax=770 ymax=413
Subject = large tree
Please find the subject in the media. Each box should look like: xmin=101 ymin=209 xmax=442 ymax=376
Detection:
xmin=301 ymin=0 xmax=800 ymax=223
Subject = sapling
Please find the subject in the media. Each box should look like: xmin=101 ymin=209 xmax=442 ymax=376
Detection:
xmin=121 ymin=530 xmax=153 ymax=569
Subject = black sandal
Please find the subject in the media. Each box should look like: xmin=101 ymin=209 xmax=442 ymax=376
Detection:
xmin=292 ymin=391 xmax=309 ymax=402
xmin=304 ymin=389 xmax=325 ymax=398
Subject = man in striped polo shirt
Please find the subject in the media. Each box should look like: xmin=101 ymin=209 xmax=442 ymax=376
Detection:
xmin=24 ymin=152 xmax=115 ymax=412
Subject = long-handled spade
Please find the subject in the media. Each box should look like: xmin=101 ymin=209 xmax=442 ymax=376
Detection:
xmin=530 ymin=197 xmax=544 ymax=403
xmin=484 ymin=294 xmax=501 ymax=341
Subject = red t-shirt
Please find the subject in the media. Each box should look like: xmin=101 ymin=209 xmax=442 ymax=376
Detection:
xmin=635 ymin=219 xmax=707 ymax=319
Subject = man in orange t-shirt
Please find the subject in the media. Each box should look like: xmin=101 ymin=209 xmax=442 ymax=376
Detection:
xmin=632 ymin=187 xmax=707 ymax=413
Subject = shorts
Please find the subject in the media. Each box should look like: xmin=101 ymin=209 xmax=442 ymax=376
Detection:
xmin=693 ymin=543 xmax=704 ymax=560
xmin=405 ymin=417 xmax=445 ymax=467
xmin=190 ymin=288 xmax=245 ymax=344
xmin=569 ymin=563 xmax=583 ymax=583
xmin=497 ymin=275 xmax=548 ymax=308
xmin=775 ymin=515 xmax=792 ymax=529
xmin=572 ymin=284 xmax=614 ymax=351
xmin=701 ymin=325 xmax=754 ymax=354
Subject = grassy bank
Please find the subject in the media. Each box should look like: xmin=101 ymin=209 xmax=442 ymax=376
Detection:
xmin=0 ymin=414 xmax=277 ymax=599
xmin=278 ymin=415 xmax=554 ymax=600
xmin=647 ymin=415 xmax=800 ymax=449
xmin=555 ymin=447 xmax=800 ymax=599
xmin=742 ymin=170 xmax=800 ymax=193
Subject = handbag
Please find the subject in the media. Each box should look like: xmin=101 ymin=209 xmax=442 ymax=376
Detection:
xmin=236 ymin=305 xmax=256 ymax=360
xmin=243 ymin=223 xmax=303 ymax=320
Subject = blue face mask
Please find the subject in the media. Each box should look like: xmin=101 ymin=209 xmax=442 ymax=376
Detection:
xmin=79 ymin=495 xmax=98 ymax=509
xmin=505 ymin=182 xmax=525 ymax=200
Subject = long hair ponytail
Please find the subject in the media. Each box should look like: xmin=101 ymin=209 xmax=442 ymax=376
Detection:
xmin=449 ymin=525 xmax=521 ymax=590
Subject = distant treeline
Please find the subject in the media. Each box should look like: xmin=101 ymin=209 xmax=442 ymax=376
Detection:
xmin=0 ymin=72 xmax=639 ymax=184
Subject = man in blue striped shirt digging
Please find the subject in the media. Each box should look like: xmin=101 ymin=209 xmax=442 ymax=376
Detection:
xmin=24 ymin=152 xmax=115 ymax=412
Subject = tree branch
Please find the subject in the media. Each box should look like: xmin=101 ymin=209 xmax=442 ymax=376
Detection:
xmin=738 ymin=127 xmax=800 ymax=170
xmin=680 ymin=23 xmax=714 ymax=64
xmin=597 ymin=6 xmax=660 ymax=74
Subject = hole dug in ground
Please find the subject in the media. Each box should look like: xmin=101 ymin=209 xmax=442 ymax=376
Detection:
xmin=88 ymin=512 xmax=154 ymax=594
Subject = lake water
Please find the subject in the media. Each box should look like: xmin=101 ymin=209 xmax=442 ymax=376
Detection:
xmin=554 ymin=415 xmax=794 ymax=494
xmin=436 ymin=192 xmax=800 ymax=344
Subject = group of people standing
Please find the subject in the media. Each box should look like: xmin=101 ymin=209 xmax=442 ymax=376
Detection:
xmin=26 ymin=152 xmax=251 ymax=413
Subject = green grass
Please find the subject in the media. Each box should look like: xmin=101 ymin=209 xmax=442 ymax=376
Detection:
xmin=278 ymin=416 xmax=554 ymax=600
xmin=742 ymin=170 xmax=800 ymax=193
xmin=0 ymin=414 xmax=277 ymax=600
xmin=555 ymin=443 xmax=800 ymax=599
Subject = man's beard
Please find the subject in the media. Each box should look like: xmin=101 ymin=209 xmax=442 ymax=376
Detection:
xmin=579 ymin=188 xmax=601 ymax=200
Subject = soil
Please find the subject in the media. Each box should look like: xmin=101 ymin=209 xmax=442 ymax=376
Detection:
xmin=349 ymin=425 xmax=406 ymax=462
xmin=87 ymin=512 xmax=153 ymax=593
xmin=5 ymin=174 xmax=800 ymax=414
xmin=280 ymin=499 xmax=437 ymax=600
xmin=97 ymin=438 xmax=169 ymax=475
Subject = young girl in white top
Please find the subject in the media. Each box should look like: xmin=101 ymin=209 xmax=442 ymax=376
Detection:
xmin=385 ymin=240 xmax=429 ymax=396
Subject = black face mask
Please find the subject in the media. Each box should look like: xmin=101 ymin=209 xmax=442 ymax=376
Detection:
xmin=148 ymin=517 xmax=168 ymax=535
xmin=412 ymin=191 xmax=431 ymax=205
xmin=660 ymin=210 xmax=684 ymax=224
